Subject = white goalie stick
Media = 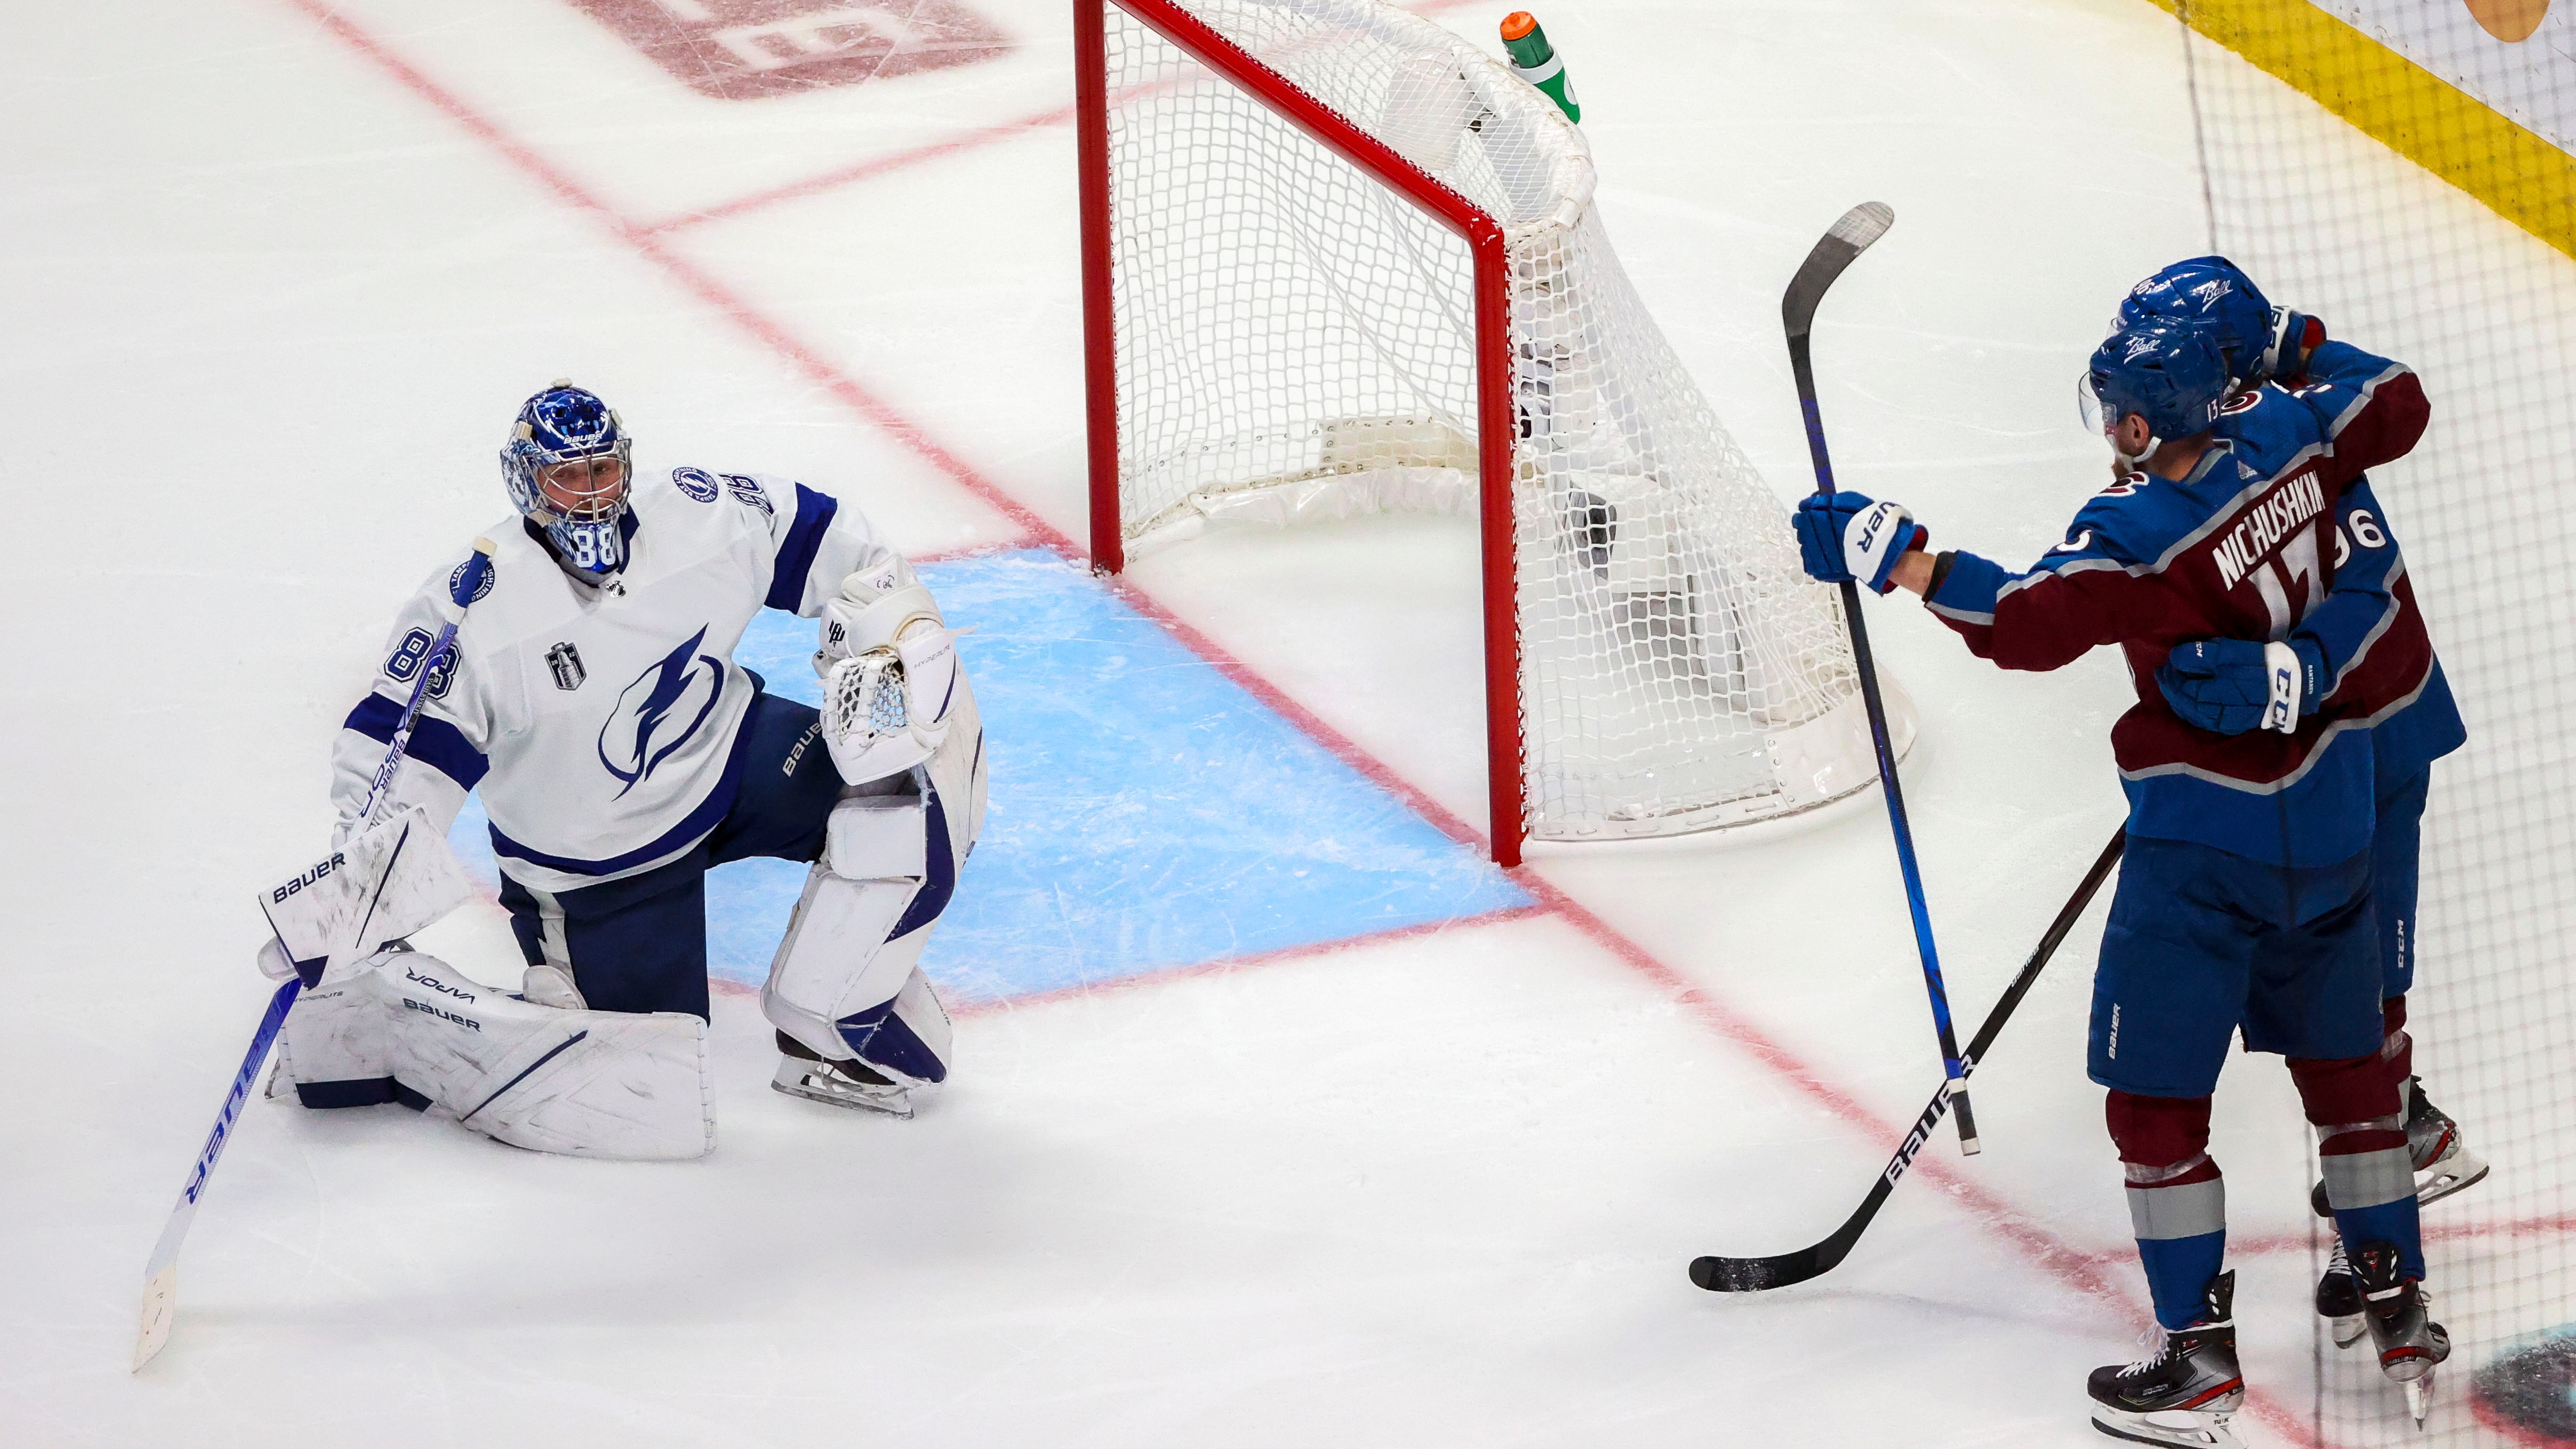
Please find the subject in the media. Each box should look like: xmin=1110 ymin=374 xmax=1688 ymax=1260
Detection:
xmin=131 ymin=540 xmax=494 ymax=1371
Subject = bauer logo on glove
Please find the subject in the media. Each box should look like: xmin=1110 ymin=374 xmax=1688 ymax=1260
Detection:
xmin=1794 ymin=490 xmax=1929 ymax=594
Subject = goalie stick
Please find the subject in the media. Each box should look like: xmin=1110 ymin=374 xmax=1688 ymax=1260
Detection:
xmin=1781 ymin=203 xmax=1982 ymax=1156
xmin=1690 ymin=829 xmax=2125 ymax=1291
xmin=132 ymin=540 xmax=494 ymax=1371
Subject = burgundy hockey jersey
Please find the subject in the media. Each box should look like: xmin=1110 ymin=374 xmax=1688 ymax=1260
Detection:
xmin=1921 ymin=345 xmax=2430 ymax=865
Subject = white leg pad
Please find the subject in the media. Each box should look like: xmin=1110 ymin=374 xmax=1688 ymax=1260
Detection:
xmin=761 ymin=867 xmax=950 ymax=1082
xmin=275 ymin=950 xmax=714 ymax=1160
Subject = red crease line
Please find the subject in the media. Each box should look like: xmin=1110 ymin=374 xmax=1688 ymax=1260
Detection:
xmin=952 ymin=903 xmax=1547 ymax=1017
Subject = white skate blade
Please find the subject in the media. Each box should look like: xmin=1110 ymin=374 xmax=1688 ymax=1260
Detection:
xmin=2090 ymin=1405 xmax=2242 ymax=1449
xmin=2404 ymin=1368 xmax=2434 ymax=1427
xmin=770 ymin=1056 xmax=915 ymax=1118
xmin=2329 ymin=1313 xmax=2367 ymax=1350
xmin=2417 ymin=1148 xmax=2489 ymax=1208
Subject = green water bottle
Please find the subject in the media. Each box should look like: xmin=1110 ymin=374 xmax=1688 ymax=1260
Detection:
xmin=1501 ymin=11 xmax=1580 ymax=124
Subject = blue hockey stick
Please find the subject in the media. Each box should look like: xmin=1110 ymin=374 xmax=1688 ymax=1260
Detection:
xmin=1780 ymin=205 xmax=1978 ymax=1157
xmin=133 ymin=540 xmax=493 ymax=1371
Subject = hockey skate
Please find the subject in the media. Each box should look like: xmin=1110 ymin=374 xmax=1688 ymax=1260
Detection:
xmin=770 ymin=1030 xmax=917 ymax=1118
xmin=2309 ymin=1076 xmax=2489 ymax=1218
xmin=2313 ymin=1076 xmax=2487 ymax=1344
xmin=2315 ymin=1239 xmax=2368 ymax=1350
xmin=2352 ymin=1239 xmax=2451 ymax=1427
xmin=2088 ymin=1272 xmax=2245 ymax=1448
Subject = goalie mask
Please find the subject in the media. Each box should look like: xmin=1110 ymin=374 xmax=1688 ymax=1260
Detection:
xmin=502 ymin=381 xmax=632 ymax=578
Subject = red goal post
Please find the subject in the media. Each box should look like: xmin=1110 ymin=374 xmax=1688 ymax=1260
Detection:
xmin=1076 ymin=0 xmax=1909 ymax=867
xmin=1076 ymin=0 xmax=1525 ymax=859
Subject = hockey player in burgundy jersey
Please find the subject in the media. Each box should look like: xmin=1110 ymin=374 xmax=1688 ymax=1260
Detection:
xmin=2116 ymin=259 xmax=2484 ymax=1355
xmin=1795 ymin=316 xmax=2446 ymax=1444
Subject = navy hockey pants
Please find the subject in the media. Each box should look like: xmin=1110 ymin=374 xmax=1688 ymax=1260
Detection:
xmin=2088 ymin=833 xmax=2383 ymax=1099
xmin=498 ymin=689 xmax=844 ymax=1019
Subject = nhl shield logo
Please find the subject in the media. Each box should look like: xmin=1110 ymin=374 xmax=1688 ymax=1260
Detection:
xmin=547 ymin=642 xmax=587 ymax=691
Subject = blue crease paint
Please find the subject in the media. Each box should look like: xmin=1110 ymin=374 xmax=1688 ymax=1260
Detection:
xmin=450 ymin=550 xmax=1529 ymax=1003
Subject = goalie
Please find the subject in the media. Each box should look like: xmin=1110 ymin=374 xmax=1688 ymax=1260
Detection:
xmin=260 ymin=382 xmax=987 ymax=1159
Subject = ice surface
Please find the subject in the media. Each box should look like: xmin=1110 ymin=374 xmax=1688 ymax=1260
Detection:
xmin=0 ymin=0 xmax=2531 ymax=1443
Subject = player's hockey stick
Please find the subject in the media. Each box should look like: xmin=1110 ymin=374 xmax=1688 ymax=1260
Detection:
xmin=133 ymin=540 xmax=494 ymax=1371
xmin=1781 ymin=203 xmax=1982 ymax=1156
xmin=1690 ymin=828 xmax=2124 ymax=1291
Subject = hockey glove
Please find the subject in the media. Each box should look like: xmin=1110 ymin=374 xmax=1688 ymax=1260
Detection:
xmin=1794 ymin=491 xmax=1927 ymax=594
xmin=2158 ymin=636 xmax=2326 ymax=735
xmin=2257 ymin=309 xmax=2325 ymax=384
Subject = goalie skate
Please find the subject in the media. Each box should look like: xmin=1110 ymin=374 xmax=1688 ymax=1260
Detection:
xmin=770 ymin=1032 xmax=917 ymax=1118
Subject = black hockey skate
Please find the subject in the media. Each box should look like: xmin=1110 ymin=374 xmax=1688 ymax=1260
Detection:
xmin=2352 ymin=1239 xmax=2451 ymax=1427
xmin=771 ymin=1030 xmax=917 ymax=1118
xmin=2309 ymin=1076 xmax=2490 ymax=1218
xmin=2315 ymin=1239 xmax=2367 ymax=1350
xmin=2088 ymin=1271 xmax=2245 ymax=1449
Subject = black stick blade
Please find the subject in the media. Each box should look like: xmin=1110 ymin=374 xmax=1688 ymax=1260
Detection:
xmin=1690 ymin=1246 xmax=1835 ymax=1293
xmin=1782 ymin=202 xmax=1895 ymax=339
xmin=1689 ymin=1185 xmax=1881 ymax=1292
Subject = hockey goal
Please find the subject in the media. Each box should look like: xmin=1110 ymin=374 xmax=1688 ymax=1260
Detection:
xmin=1076 ymin=0 xmax=1913 ymax=865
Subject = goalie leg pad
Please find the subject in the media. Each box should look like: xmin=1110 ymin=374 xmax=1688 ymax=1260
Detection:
xmin=762 ymin=789 xmax=963 ymax=1088
xmin=272 ymin=950 xmax=714 ymax=1159
xmin=272 ymin=960 xmax=407 ymax=1107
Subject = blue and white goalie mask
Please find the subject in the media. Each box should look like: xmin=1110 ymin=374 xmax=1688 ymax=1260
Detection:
xmin=502 ymin=381 xmax=633 ymax=578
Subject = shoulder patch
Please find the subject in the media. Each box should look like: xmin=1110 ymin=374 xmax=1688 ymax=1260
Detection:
xmin=723 ymin=473 xmax=772 ymax=516
xmin=671 ymin=467 xmax=721 ymax=503
xmin=448 ymin=557 xmax=497 ymax=603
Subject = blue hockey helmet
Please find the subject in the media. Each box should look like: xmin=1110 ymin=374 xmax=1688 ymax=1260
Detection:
xmin=2114 ymin=256 xmax=2278 ymax=386
xmin=2080 ymin=319 xmax=2230 ymax=452
xmin=502 ymin=381 xmax=632 ymax=577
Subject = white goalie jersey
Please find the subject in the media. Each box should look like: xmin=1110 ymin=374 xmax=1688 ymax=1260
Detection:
xmin=329 ymin=464 xmax=911 ymax=895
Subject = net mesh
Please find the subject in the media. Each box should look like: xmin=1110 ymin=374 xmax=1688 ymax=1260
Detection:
xmin=2168 ymin=2 xmax=2576 ymax=1442
xmin=1098 ymin=0 xmax=1906 ymax=841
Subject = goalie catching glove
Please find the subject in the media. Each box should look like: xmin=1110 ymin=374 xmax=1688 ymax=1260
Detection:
xmin=813 ymin=570 xmax=969 ymax=785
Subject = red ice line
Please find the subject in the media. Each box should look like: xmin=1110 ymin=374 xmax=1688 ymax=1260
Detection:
xmin=285 ymin=6 xmax=2346 ymax=1443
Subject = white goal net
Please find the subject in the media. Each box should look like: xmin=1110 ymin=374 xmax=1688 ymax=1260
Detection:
xmin=1082 ymin=0 xmax=1911 ymax=856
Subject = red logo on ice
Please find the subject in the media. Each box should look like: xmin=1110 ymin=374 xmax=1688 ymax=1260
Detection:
xmin=567 ymin=0 xmax=1012 ymax=100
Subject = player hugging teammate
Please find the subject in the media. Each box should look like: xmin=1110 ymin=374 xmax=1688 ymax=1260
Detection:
xmin=259 ymin=382 xmax=988 ymax=1157
xmin=1796 ymin=259 xmax=2483 ymax=1444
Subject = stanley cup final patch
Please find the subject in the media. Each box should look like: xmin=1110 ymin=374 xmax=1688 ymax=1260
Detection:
xmin=547 ymin=642 xmax=587 ymax=692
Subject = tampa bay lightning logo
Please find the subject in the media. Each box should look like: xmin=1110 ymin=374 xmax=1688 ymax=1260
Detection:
xmin=448 ymin=558 xmax=496 ymax=603
xmin=598 ymin=625 xmax=724 ymax=798
xmin=671 ymin=467 xmax=720 ymax=503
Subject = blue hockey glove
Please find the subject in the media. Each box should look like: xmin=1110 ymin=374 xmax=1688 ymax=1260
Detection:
xmin=2258 ymin=309 xmax=2324 ymax=383
xmin=1794 ymin=491 xmax=1927 ymax=594
xmin=2159 ymin=636 xmax=2327 ymax=735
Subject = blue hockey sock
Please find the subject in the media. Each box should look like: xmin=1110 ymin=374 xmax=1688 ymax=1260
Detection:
xmin=2319 ymin=1135 xmax=2423 ymax=1280
xmin=2137 ymin=1229 xmax=2228 ymax=1330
